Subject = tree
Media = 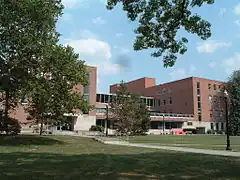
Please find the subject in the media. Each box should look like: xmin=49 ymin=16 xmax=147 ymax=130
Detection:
xmin=0 ymin=0 xmax=63 ymax=130
xmin=110 ymin=81 xmax=150 ymax=135
xmin=228 ymin=70 xmax=240 ymax=136
xmin=25 ymin=45 xmax=89 ymax=135
xmin=106 ymin=0 xmax=214 ymax=67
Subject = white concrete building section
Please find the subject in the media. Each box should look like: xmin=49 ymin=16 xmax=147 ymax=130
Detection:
xmin=73 ymin=115 xmax=96 ymax=131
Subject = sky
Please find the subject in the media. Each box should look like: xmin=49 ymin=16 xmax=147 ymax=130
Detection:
xmin=57 ymin=0 xmax=240 ymax=93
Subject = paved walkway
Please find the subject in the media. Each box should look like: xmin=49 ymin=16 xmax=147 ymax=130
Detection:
xmin=95 ymin=138 xmax=240 ymax=157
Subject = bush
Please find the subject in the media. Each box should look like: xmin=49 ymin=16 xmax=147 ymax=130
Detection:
xmin=0 ymin=117 xmax=21 ymax=135
xmin=207 ymin=129 xmax=216 ymax=134
xmin=89 ymin=125 xmax=104 ymax=132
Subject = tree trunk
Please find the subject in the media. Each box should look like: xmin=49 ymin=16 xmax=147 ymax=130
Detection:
xmin=39 ymin=116 xmax=44 ymax=136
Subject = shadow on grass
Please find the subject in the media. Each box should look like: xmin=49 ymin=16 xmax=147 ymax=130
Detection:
xmin=0 ymin=151 xmax=239 ymax=180
xmin=0 ymin=135 xmax=64 ymax=146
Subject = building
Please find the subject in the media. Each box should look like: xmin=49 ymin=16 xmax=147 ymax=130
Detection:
xmin=110 ymin=77 xmax=227 ymax=133
xmin=4 ymin=65 xmax=227 ymax=134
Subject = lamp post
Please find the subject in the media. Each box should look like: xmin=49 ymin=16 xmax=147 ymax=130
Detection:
xmin=105 ymin=104 xmax=108 ymax=136
xmin=224 ymin=90 xmax=231 ymax=151
xmin=162 ymin=113 xmax=165 ymax=134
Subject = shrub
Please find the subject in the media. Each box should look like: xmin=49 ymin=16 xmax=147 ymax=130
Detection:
xmin=0 ymin=117 xmax=21 ymax=135
xmin=89 ymin=125 xmax=104 ymax=132
xmin=207 ymin=129 xmax=216 ymax=134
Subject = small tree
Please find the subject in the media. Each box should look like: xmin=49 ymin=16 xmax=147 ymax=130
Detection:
xmin=110 ymin=81 xmax=150 ymax=136
xmin=228 ymin=70 xmax=240 ymax=136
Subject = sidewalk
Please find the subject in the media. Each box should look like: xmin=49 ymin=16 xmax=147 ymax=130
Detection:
xmin=95 ymin=137 xmax=240 ymax=157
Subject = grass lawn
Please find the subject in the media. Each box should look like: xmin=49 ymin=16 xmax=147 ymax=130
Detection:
xmin=128 ymin=135 xmax=240 ymax=151
xmin=0 ymin=135 xmax=240 ymax=180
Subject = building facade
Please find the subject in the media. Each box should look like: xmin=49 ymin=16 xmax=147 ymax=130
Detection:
xmin=110 ymin=77 xmax=227 ymax=133
xmin=5 ymin=65 xmax=226 ymax=134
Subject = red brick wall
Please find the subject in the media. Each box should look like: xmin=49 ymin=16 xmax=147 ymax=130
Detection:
xmin=110 ymin=77 xmax=156 ymax=95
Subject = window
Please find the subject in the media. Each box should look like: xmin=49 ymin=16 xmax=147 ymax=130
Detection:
xmin=155 ymin=99 xmax=161 ymax=106
xmin=221 ymin=122 xmax=224 ymax=130
xmin=208 ymin=84 xmax=211 ymax=90
xmin=163 ymin=100 xmax=166 ymax=105
xmin=213 ymin=84 xmax=216 ymax=90
xmin=96 ymin=94 xmax=101 ymax=102
xmin=216 ymin=123 xmax=219 ymax=131
xmin=197 ymin=89 xmax=200 ymax=95
xmin=197 ymin=82 xmax=200 ymax=88
xmin=197 ymin=96 xmax=201 ymax=102
xmin=187 ymin=122 xmax=193 ymax=126
xmin=169 ymin=97 xmax=172 ymax=104
xmin=211 ymin=123 xmax=214 ymax=130
xmin=208 ymin=95 xmax=212 ymax=103
xmin=83 ymin=85 xmax=89 ymax=94
xmin=198 ymin=102 xmax=201 ymax=109
xmin=198 ymin=115 xmax=202 ymax=121
xmin=83 ymin=94 xmax=89 ymax=103
xmin=149 ymin=99 xmax=154 ymax=106
xmin=218 ymin=85 xmax=221 ymax=89
xmin=104 ymin=94 xmax=109 ymax=103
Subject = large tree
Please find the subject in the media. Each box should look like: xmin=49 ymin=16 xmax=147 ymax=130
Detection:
xmin=106 ymin=0 xmax=214 ymax=67
xmin=110 ymin=81 xmax=150 ymax=135
xmin=25 ymin=45 xmax=89 ymax=135
xmin=0 ymin=0 xmax=63 ymax=129
xmin=228 ymin=70 xmax=240 ymax=136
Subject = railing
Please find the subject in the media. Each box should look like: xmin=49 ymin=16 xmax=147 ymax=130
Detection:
xmin=96 ymin=108 xmax=194 ymax=118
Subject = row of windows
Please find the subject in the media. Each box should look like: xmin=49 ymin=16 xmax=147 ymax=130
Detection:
xmin=211 ymin=122 xmax=225 ymax=131
xmin=96 ymin=94 xmax=172 ymax=107
xmin=208 ymin=84 xmax=223 ymax=91
xmin=197 ymin=82 xmax=202 ymax=121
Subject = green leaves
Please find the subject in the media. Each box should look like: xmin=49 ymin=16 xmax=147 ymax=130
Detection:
xmin=110 ymin=81 xmax=150 ymax=135
xmin=228 ymin=70 xmax=240 ymax=135
xmin=107 ymin=0 xmax=214 ymax=67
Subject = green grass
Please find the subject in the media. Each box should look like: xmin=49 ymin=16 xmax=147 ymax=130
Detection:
xmin=129 ymin=135 xmax=240 ymax=151
xmin=0 ymin=135 xmax=240 ymax=180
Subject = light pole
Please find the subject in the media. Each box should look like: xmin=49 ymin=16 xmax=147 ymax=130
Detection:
xmin=162 ymin=113 xmax=165 ymax=134
xmin=224 ymin=90 xmax=231 ymax=151
xmin=105 ymin=105 xmax=108 ymax=136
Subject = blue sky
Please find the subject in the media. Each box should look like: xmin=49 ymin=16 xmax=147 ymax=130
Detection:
xmin=57 ymin=0 xmax=240 ymax=93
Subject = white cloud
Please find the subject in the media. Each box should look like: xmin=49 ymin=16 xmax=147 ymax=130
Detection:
xmin=234 ymin=3 xmax=240 ymax=15
xmin=221 ymin=53 xmax=240 ymax=74
xmin=92 ymin=17 xmax=106 ymax=25
xmin=235 ymin=20 xmax=240 ymax=27
xmin=208 ymin=62 xmax=216 ymax=68
xmin=169 ymin=65 xmax=196 ymax=81
xmin=116 ymin=33 xmax=123 ymax=38
xmin=219 ymin=8 xmax=227 ymax=16
xmin=197 ymin=40 xmax=231 ymax=53
xmin=65 ymin=38 xmax=123 ymax=88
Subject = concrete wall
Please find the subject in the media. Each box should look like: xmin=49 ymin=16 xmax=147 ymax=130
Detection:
xmin=73 ymin=115 xmax=96 ymax=131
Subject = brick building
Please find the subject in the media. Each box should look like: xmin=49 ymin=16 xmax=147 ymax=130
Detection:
xmin=110 ymin=77 xmax=227 ymax=133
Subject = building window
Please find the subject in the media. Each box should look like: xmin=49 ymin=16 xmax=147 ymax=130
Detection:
xmin=216 ymin=123 xmax=219 ymax=131
xmin=198 ymin=115 xmax=202 ymax=121
xmin=211 ymin=123 xmax=214 ymax=130
xmin=208 ymin=84 xmax=211 ymax=90
xmin=218 ymin=85 xmax=221 ymax=89
xmin=197 ymin=96 xmax=201 ymax=102
xmin=221 ymin=122 xmax=224 ymax=130
xmin=197 ymin=89 xmax=200 ymax=95
xmin=96 ymin=94 xmax=101 ymax=102
xmin=208 ymin=95 xmax=212 ymax=104
xmin=169 ymin=97 xmax=172 ymax=104
xmin=187 ymin=122 xmax=193 ymax=126
xmin=197 ymin=82 xmax=200 ymax=88
xmin=149 ymin=99 xmax=154 ymax=107
xmin=163 ymin=100 xmax=166 ymax=105
xmin=198 ymin=102 xmax=201 ymax=109
xmin=155 ymin=99 xmax=161 ymax=106
xmin=213 ymin=84 xmax=216 ymax=90
xmin=104 ymin=94 xmax=109 ymax=103
xmin=83 ymin=85 xmax=90 ymax=94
